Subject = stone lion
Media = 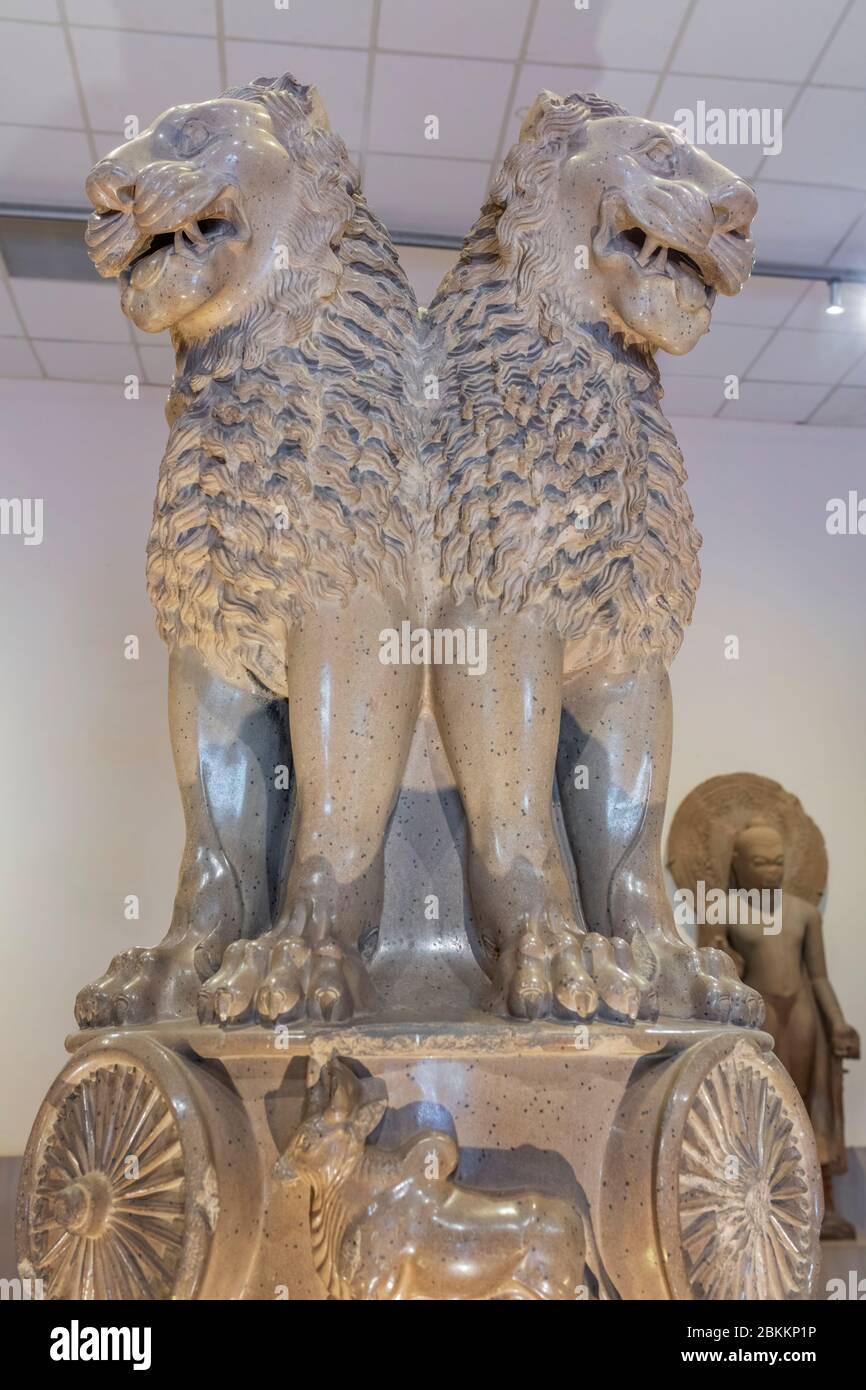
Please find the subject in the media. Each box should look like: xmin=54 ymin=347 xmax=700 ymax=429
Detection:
xmin=76 ymin=74 xmax=424 ymax=1026
xmin=423 ymin=90 xmax=764 ymax=1024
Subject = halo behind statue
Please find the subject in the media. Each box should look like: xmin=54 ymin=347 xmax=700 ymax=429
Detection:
xmin=667 ymin=773 xmax=827 ymax=905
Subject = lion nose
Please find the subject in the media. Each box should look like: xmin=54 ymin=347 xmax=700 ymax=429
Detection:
xmin=711 ymin=181 xmax=757 ymax=235
xmin=85 ymin=160 xmax=137 ymax=213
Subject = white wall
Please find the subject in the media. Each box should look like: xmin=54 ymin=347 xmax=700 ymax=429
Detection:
xmin=666 ymin=416 xmax=866 ymax=1147
xmin=1 ymin=380 xmax=865 ymax=1151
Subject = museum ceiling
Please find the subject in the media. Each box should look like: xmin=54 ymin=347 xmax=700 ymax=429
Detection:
xmin=1 ymin=0 xmax=865 ymax=424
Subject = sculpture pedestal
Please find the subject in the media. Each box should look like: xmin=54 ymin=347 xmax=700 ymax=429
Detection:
xmin=16 ymin=1018 xmax=821 ymax=1300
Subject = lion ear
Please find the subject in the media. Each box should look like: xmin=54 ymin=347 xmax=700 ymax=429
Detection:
xmin=519 ymin=89 xmax=563 ymax=142
xmin=305 ymin=84 xmax=331 ymax=134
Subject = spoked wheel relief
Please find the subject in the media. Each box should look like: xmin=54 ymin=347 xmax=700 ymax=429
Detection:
xmin=16 ymin=1035 xmax=259 ymax=1300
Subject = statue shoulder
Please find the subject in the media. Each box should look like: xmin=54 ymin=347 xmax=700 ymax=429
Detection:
xmin=395 ymin=1130 xmax=459 ymax=1181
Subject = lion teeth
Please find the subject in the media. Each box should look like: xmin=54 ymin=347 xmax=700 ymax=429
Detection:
xmin=636 ymin=234 xmax=660 ymax=266
xmin=655 ymin=246 xmax=668 ymax=270
xmin=174 ymin=220 xmax=207 ymax=254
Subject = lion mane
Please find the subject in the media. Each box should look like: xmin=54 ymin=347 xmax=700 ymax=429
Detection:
xmin=424 ymin=92 xmax=701 ymax=670
xmin=146 ymin=74 xmax=421 ymax=697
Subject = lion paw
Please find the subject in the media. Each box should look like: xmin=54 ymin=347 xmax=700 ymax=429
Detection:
xmin=197 ymin=938 xmax=272 ymax=1024
xmin=698 ymin=946 xmax=764 ymax=1027
xmin=581 ymin=934 xmax=643 ymax=1023
xmin=197 ymin=898 xmax=372 ymax=1027
xmin=504 ymin=922 xmax=554 ymax=1020
xmin=642 ymin=935 xmax=764 ymax=1027
xmin=75 ymin=950 xmax=139 ymax=1028
xmin=76 ymin=925 xmax=233 ymax=1027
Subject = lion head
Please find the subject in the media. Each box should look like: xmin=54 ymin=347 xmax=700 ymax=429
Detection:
xmin=486 ymin=89 xmax=756 ymax=355
xmin=85 ymin=74 xmax=353 ymax=343
xmin=86 ymin=75 xmax=420 ymax=699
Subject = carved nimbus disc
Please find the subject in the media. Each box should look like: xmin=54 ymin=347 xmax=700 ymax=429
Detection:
xmin=656 ymin=1035 xmax=821 ymax=1301
xmin=667 ymin=773 xmax=828 ymax=905
xmin=16 ymin=1037 xmax=217 ymax=1300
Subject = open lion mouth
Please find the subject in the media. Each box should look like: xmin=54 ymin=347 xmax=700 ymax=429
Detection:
xmin=121 ymin=197 xmax=245 ymax=290
xmin=593 ymin=191 xmax=754 ymax=312
xmin=611 ymin=225 xmax=716 ymax=312
xmin=86 ymin=181 xmax=249 ymax=287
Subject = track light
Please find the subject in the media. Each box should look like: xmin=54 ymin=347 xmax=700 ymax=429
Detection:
xmin=826 ymin=280 xmax=845 ymax=315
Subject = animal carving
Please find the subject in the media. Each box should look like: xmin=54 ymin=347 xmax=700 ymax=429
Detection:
xmin=75 ymin=74 xmax=424 ymax=1029
xmin=73 ymin=74 xmax=766 ymax=1037
xmin=423 ymin=91 xmax=764 ymax=1026
xmin=277 ymin=1056 xmax=594 ymax=1300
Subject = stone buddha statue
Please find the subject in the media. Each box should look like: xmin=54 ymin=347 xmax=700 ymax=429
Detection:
xmin=668 ymin=777 xmax=860 ymax=1241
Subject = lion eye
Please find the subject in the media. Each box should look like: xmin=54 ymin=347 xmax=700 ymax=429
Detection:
xmin=176 ymin=118 xmax=210 ymax=158
xmin=643 ymin=138 xmax=675 ymax=169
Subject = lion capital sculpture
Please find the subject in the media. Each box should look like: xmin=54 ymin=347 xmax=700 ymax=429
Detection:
xmin=76 ymin=75 xmax=764 ymax=1036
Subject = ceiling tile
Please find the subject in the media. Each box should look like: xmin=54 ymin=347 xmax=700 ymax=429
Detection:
xmin=784 ymin=280 xmax=866 ymax=331
xmin=139 ymin=342 xmax=174 ymax=386
xmin=379 ymin=0 xmax=529 ymax=60
xmin=363 ymin=152 xmax=489 ymax=238
xmin=672 ymin=0 xmax=848 ymax=83
xmin=830 ymin=212 xmax=866 ymax=270
xmin=0 ymin=278 xmax=21 ymax=333
xmin=660 ymin=323 xmax=772 ymax=378
xmin=843 ymin=348 xmax=866 ymax=386
xmin=528 ymin=0 xmax=691 ymax=70
xmin=711 ymin=277 xmax=807 ymax=328
xmin=66 ymin=1 xmax=216 ymax=34
xmin=751 ymin=181 xmax=866 ymax=264
xmin=0 ymin=125 xmax=93 ymax=204
xmin=369 ymin=52 xmax=512 ymax=160
xmin=0 ymin=20 xmax=83 ymax=127
xmin=659 ymin=375 xmax=729 ymax=417
xmin=813 ymin=0 xmax=866 ymax=88
xmin=223 ymin=0 xmax=373 ymax=48
xmin=393 ymin=244 xmax=456 ymax=307
xmin=33 ymin=337 xmax=139 ymax=382
xmin=748 ymin=327 xmax=866 ymax=384
xmin=72 ymin=28 xmax=221 ymax=135
xmin=808 ymin=385 xmax=866 ymax=426
xmin=510 ymin=65 xmax=657 ymax=143
xmin=719 ymin=380 xmax=829 ymax=422
xmin=0 ymin=1 xmax=59 ymax=18
xmin=650 ymin=75 xmax=797 ymax=181
xmin=225 ymin=41 xmax=368 ymax=148
xmin=12 ymin=277 xmax=126 ymax=342
xmin=0 ymin=336 xmax=42 ymax=377
xmin=768 ymin=87 xmax=866 ymax=188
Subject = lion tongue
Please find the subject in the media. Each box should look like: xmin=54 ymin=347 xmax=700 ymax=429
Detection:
xmin=668 ymin=254 xmax=706 ymax=311
xmin=130 ymin=242 xmax=173 ymax=291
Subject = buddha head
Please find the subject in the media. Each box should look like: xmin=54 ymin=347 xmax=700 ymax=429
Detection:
xmin=731 ymin=822 xmax=785 ymax=893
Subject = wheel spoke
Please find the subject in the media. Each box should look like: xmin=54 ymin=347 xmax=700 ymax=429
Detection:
xmin=26 ymin=1060 xmax=190 ymax=1301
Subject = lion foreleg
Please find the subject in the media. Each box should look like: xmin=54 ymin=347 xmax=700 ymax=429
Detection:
xmin=556 ymin=651 xmax=761 ymax=1025
xmin=206 ymin=587 xmax=422 ymax=1026
xmin=431 ymin=604 xmax=599 ymax=1022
